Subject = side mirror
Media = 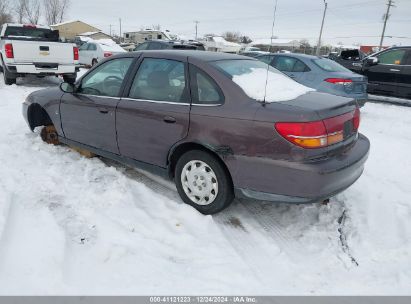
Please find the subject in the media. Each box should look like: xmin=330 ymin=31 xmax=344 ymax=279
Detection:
xmin=365 ymin=56 xmax=378 ymax=66
xmin=60 ymin=82 xmax=75 ymax=93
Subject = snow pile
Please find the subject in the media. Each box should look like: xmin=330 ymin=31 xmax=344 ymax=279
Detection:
xmin=232 ymin=68 xmax=315 ymax=102
xmin=0 ymin=74 xmax=410 ymax=295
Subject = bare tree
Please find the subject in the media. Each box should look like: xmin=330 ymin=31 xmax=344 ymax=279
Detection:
xmin=25 ymin=0 xmax=41 ymax=24
xmin=0 ymin=0 xmax=13 ymax=25
xmin=222 ymin=31 xmax=241 ymax=43
xmin=43 ymin=0 xmax=70 ymax=25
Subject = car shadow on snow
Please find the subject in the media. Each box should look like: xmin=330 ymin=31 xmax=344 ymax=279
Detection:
xmin=14 ymin=75 xmax=62 ymax=88
xmin=99 ymin=156 xmax=357 ymax=266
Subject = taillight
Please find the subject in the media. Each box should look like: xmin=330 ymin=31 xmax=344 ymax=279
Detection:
xmin=5 ymin=43 xmax=14 ymax=59
xmin=353 ymin=107 xmax=360 ymax=130
xmin=73 ymin=47 xmax=79 ymax=60
xmin=325 ymin=78 xmax=353 ymax=85
xmin=104 ymin=52 xmax=113 ymax=58
xmin=275 ymin=121 xmax=328 ymax=149
xmin=275 ymin=108 xmax=360 ymax=149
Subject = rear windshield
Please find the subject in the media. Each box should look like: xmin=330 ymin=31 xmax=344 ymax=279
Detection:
xmin=4 ymin=26 xmax=59 ymax=41
xmin=172 ymin=45 xmax=197 ymax=50
xmin=213 ymin=59 xmax=284 ymax=78
xmin=312 ymin=58 xmax=351 ymax=72
xmin=212 ymin=59 xmax=314 ymax=103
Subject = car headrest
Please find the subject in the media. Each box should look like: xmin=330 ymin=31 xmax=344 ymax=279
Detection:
xmin=147 ymin=71 xmax=169 ymax=88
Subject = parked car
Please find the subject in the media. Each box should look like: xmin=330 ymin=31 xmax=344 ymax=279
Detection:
xmin=23 ymin=51 xmax=369 ymax=215
xmin=239 ymin=47 xmax=270 ymax=58
xmin=134 ymin=40 xmax=199 ymax=51
xmin=361 ymin=46 xmax=411 ymax=99
xmin=0 ymin=23 xmax=79 ymax=84
xmin=203 ymin=36 xmax=242 ymax=53
xmin=328 ymin=49 xmax=366 ymax=72
xmin=256 ymin=53 xmax=368 ymax=106
xmin=78 ymin=40 xmax=126 ymax=67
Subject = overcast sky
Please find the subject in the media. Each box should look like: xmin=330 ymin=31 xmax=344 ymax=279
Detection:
xmin=69 ymin=0 xmax=411 ymax=46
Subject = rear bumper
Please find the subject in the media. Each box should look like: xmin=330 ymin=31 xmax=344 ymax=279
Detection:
xmin=5 ymin=63 xmax=76 ymax=75
xmin=235 ymin=134 xmax=370 ymax=204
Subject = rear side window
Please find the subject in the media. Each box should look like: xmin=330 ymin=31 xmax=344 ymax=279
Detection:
xmin=258 ymin=55 xmax=273 ymax=64
xmin=135 ymin=43 xmax=149 ymax=51
xmin=79 ymin=43 xmax=88 ymax=51
xmin=293 ymin=60 xmax=310 ymax=72
xmin=273 ymin=56 xmax=297 ymax=72
xmin=129 ymin=58 xmax=189 ymax=103
xmin=312 ymin=58 xmax=351 ymax=72
xmin=377 ymin=49 xmax=407 ymax=65
xmin=190 ymin=65 xmax=224 ymax=105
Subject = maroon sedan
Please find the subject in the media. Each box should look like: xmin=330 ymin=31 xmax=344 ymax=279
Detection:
xmin=23 ymin=51 xmax=370 ymax=214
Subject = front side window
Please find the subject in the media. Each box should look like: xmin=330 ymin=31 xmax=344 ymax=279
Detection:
xmin=190 ymin=65 xmax=224 ymax=105
xmin=129 ymin=58 xmax=188 ymax=103
xmin=377 ymin=49 xmax=407 ymax=65
xmin=78 ymin=58 xmax=134 ymax=97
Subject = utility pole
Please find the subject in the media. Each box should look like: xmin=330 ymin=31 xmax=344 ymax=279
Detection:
xmin=109 ymin=24 xmax=113 ymax=37
xmin=379 ymin=0 xmax=395 ymax=50
xmin=316 ymin=0 xmax=328 ymax=56
xmin=119 ymin=18 xmax=122 ymax=43
xmin=194 ymin=21 xmax=199 ymax=40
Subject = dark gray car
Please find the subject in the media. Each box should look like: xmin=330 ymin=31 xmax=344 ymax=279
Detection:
xmin=23 ymin=51 xmax=370 ymax=214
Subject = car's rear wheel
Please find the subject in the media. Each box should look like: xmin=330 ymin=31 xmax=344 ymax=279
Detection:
xmin=63 ymin=73 xmax=77 ymax=84
xmin=40 ymin=125 xmax=60 ymax=145
xmin=92 ymin=59 xmax=98 ymax=66
xmin=175 ymin=150 xmax=234 ymax=214
xmin=2 ymin=64 xmax=16 ymax=85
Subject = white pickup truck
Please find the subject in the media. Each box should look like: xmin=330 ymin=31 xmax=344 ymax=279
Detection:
xmin=0 ymin=23 xmax=79 ymax=85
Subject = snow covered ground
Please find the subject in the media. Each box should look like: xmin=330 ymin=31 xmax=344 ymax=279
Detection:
xmin=0 ymin=75 xmax=410 ymax=295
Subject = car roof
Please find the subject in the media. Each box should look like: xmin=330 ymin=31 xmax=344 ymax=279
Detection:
xmin=267 ymin=53 xmax=323 ymax=60
xmin=119 ymin=50 xmax=253 ymax=62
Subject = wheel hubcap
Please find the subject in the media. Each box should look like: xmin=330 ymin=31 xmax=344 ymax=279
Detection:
xmin=181 ymin=160 xmax=218 ymax=206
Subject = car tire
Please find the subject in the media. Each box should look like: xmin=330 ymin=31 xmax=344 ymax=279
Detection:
xmin=92 ymin=59 xmax=98 ymax=66
xmin=2 ymin=64 xmax=17 ymax=85
xmin=175 ymin=150 xmax=234 ymax=215
xmin=63 ymin=73 xmax=77 ymax=84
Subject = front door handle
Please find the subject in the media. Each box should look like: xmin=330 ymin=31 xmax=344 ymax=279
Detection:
xmin=98 ymin=108 xmax=109 ymax=114
xmin=390 ymin=69 xmax=401 ymax=72
xmin=163 ymin=116 xmax=176 ymax=123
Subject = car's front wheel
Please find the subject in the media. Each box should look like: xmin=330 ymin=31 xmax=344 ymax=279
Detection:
xmin=175 ymin=150 xmax=234 ymax=214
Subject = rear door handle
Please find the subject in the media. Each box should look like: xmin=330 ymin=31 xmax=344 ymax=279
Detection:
xmin=163 ymin=116 xmax=176 ymax=123
xmin=390 ymin=69 xmax=401 ymax=72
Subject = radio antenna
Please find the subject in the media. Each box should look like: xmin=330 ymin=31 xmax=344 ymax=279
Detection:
xmin=263 ymin=0 xmax=279 ymax=104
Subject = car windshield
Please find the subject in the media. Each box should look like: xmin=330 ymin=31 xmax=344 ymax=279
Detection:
xmin=4 ymin=26 xmax=58 ymax=41
xmin=212 ymin=59 xmax=314 ymax=103
xmin=312 ymin=58 xmax=351 ymax=72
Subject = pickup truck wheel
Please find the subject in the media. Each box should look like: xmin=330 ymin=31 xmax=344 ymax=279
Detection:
xmin=175 ymin=150 xmax=234 ymax=215
xmin=63 ymin=74 xmax=77 ymax=84
xmin=2 ymin=66 xmax=16 ymax=85
xmin=40 ymin=125 xmax=60 ymax=145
